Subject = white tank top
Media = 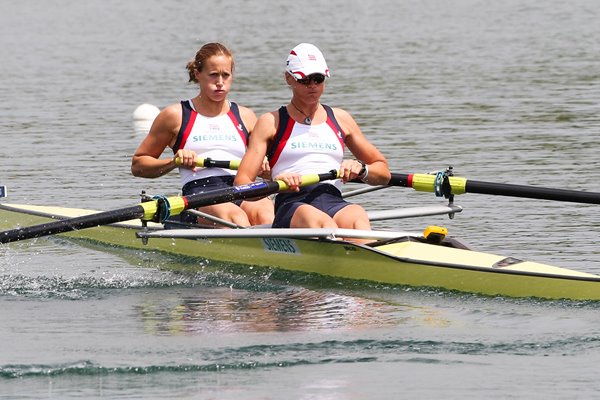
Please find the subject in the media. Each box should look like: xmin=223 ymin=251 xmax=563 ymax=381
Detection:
xmin=270 ymin=120 xmax=344 ymax=190
xmin=176 ymin=100 xmax=248 ymax=187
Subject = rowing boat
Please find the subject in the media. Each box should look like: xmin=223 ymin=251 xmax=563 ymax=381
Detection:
xmin=2 ymin=201 xmax=600 ymax=300
xmin=2 ymin=166 xmax=600 ymax=300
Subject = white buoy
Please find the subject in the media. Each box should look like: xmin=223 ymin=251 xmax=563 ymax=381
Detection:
xmin=133 ymin=103 xmax=160 ymax=121
xmin=133 ymin=103 xmax=160 ymax=136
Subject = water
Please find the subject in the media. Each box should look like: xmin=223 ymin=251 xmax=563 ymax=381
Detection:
xmin=1 ymin=0 xmax=600 ymax=398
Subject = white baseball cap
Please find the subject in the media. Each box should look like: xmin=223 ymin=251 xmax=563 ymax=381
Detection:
xmin=285 ymin=43 xmax=330 ymax=79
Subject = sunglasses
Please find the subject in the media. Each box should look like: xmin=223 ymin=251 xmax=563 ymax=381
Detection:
xmin=295 ymin=74 xmax=326 ymax=85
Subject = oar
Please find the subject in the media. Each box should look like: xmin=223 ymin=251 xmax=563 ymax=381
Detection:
xmin=0 ymin=170 xmax=338 ymax=244
xmin=389 ymin=172 xmax=600 ymax=204
xmin=174 ymin=158 xmax=600 ymax=204
xmin=174 ymin=157 xmax=240 ymax=170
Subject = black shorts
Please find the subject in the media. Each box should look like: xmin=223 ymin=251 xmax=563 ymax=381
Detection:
xmin=180 ymin=175 xmax=242 ymax=224
xmin=272 ymin=183 xmax=351 ymax=228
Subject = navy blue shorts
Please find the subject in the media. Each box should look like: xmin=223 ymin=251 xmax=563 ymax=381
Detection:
xmin=180 ymin=175 xmax=241 ymax=224
xmin=272 ymin=183 xmax=351 ymax=228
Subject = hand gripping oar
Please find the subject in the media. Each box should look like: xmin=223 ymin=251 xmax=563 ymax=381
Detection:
xmin=389 ymin=169 xmax=600 ymax=204
xmin=0 ymin=170 xmax=339 ymax=244
xmin=174 ymin=157 xmax=240 ymax=170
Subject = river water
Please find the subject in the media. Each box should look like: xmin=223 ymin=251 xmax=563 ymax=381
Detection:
xmin=1 ymin=0 xmax=600 ymax=398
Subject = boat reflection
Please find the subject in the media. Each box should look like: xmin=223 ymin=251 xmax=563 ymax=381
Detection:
xmin=135 ymin=286 xmax=447 ymax=335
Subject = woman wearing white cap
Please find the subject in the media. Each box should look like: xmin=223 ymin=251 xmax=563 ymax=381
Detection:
xmin=235 ymin=43 xmax=390 ymax=232
xmin=131 ymin=42 xmax=274 ymax=227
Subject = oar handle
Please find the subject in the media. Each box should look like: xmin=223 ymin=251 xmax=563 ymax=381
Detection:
xmin=389 ymin=172 xmax=600 ymax=204
xmin=174 ymin=157 xmax=241 ymax=170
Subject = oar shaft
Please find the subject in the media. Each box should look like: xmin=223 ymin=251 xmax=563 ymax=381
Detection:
xmin=0 ymin=205 xmax=147 ymax=244
xmin=464 ymin=180 xmax=600 ymax=204
xmin=389 ymin=173 xmax=600 ymax=204
xmin=388 ymin=173 xmax=410 ymax=188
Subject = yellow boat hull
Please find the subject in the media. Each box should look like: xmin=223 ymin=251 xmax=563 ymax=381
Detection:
xmin=1 ymin=203 xmax=599 ymax=300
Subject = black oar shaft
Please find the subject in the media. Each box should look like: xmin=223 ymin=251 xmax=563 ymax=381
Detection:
xmin=184 ymin=181 xmax=281 ymax=210
xmin=465 ymin=180 xmax=600 ymax=204
xmin=0 ymin=205 xmax=146 ymax=244
xmin=389 ymin=172 xmax=600 ymax=204
xmin=388 ymin=173 xmax=410 ymax=188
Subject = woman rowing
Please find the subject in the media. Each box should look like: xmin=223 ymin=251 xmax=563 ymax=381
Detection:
xmin=131 ymin=42 xmax=274 ymax=227
xmin=234 ymin=43 xmax=390 ymax=232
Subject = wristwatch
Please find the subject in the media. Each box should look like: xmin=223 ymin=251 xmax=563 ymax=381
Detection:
xmin=357 ymin=160 xmax=367 ymax=179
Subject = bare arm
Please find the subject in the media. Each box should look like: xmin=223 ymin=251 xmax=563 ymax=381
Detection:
xmin=235 ymin=111 xmax=277 ymax=185
xmin=334 ymin=107 xmax=391 ymax=185
xmin=238 ymin=105 xmax=270 ymax=179
xmin=131 ymin=104 xmax=183 ymax=178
